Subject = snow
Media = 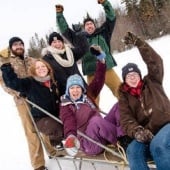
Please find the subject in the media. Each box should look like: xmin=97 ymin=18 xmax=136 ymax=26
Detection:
xmin=0 ymin=35 xmax=170 ymax=169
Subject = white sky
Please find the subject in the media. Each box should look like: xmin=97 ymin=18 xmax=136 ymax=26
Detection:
xmin=0 ymin=0 xmax=122 ymax=49
xmin=0 ymin=35 xmax=170 ymax=169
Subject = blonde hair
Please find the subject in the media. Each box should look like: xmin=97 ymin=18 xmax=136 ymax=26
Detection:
xmin=28 ymin=58 xmax=57 ymax=85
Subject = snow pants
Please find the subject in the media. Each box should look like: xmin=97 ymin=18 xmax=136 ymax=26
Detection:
xmin=16 ymin=101 xmax=57 ymax=169
xmin=87 ymin=68 xmax=121 ymax=106
xmin=81 ymin=116 xmax=117 ymax=155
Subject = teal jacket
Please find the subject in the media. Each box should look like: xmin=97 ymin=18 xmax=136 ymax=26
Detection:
xmin=57 ymin=0 xmax=117 ymax=75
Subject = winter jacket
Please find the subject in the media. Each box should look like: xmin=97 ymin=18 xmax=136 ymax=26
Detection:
xmin=1 ymin=64 xmax=60 ymax=119
xmin=0 ymin=53 xmax=31 ymax=104
xmin=42 ymin=34 xmax=88 ymax=95
xmin=59 ymin=61 xmax=106 ymax=139
xmin=56 ymin=0 xmax=117 ymax=76
xmin=119 ymin=40 xmax=170 ymax=138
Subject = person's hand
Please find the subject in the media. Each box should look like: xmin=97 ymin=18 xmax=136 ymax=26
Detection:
xmin=96 ymin=52 xmax=106 ymax=62
xmin=72 ymin=23 xmax=82 ymax=33
xmin=90 ymin=45 xmax=106 ymax=62
xmin=63 ymin=135 xmax=80 ymax=156
xmin=55 ymin=4 xmax=64 ymax=13
xmin=90 ymin=45 xmax=102 ymax=56
xmin=1 ymin=63 xmax=12 ymax=71
xmin=98 ymin=0 xmax=105 ymax=4
xmin=134 ymin=127 xmax=154 ymax=143
xmin=123 ymin=32 xmax=139 ymax=45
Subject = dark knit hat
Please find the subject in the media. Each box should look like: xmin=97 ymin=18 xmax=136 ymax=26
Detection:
xmin=65 ymin=74 xmax=86 ymax=96
xmin=48 ymin=32 xmax=64 ymax=45
xmin=9 ymin=37 xmax=24 ymax=49
xmin=122 ymin=63 xmax=141 ymax=81
xmin=83 ymin=17 xmax=95 ymax=26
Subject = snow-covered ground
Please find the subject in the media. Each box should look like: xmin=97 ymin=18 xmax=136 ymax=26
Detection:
xmin=0 ymin=35 xmax=169 ymax=169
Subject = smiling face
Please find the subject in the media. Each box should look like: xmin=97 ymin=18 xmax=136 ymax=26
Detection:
xmin=68 ymin=85 xmax=83 ymax=101
xmin=84 ymin=21 xmax=96 ymax=34
xmin=35 ymin=61 xmax=49 ymax=77
xmin=125 ymin=72 xmax=141 ymax=88
xmin=51 ymin=39 xmax=64 ymax=50
xmin=11 ymin=41 xmax=25 ymax=56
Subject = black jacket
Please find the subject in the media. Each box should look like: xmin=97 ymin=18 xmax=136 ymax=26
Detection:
xmin=1 ymin=64 xmax=60 ymax=118
xmin=42 ymin=33 xmax=88 ymax=95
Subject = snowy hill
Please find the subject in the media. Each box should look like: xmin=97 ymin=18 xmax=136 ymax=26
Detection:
xmin=0 ymin=35 xmax=170 ymax=169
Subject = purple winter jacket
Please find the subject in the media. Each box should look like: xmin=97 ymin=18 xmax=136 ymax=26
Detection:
xmin=59 ymin=61 xmax=106 ymax=138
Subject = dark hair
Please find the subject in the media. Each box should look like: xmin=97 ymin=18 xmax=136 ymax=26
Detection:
xmin=83 ymin=17 xmax=95 ymax=26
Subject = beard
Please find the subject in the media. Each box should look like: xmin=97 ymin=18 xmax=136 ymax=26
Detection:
xmin=11 ymin=48 xmax=25 ymax=58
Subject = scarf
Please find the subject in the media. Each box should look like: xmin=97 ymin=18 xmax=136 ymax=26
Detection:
xmin=33 ymin=75 xmax=52 ymax=89
xmin=45 ymin=44 xmax=74 ymax=67
xmin=123 ymin=80 xmax=143 ymax=98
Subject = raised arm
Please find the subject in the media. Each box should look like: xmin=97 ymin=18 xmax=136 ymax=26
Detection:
xmin=1 ymin=63 xmax=30 ymax=93
xmin=124 ymin=32 xmax=163 ymax=84
xmin=87 ymin=46 xmax=106 ymax=100
xmin=98 ymin=0 xmax=116 ymax=47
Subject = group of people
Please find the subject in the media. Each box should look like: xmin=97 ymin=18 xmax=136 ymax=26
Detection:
xmin=0 ymin=0 xmax=170 ymax=170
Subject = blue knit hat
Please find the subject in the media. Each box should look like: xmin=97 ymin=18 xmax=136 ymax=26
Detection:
xmin=66 ymin=74 xmax=85 ymax=96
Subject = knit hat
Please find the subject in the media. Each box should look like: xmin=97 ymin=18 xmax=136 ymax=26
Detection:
xmin=65 ymin=74 xmax=86 ymax=96
xmin=122 ymin=63 xmax=141 ymax=81
xmin=48 ymin=32 xmax=64 ymax=45
xmin=9 ymin=37 xmax=24 ymax=49
xmin=83 ymin=17 xmax=95 ymax=26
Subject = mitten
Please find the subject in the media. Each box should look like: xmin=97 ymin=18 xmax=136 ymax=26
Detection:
xmin=1 ymin=63 xmax=12 ymax=71
xmin=123 ymin=32 xmax=139 ymax=45
xmin=55 ymin=4 xmax=64 ymax=13
xmin=98 ymin=0 xmax=105 ymax=4
xmin=63 ymin=135 xmax=80 ymax=156
xmin=134 ymin=127 xmax=153 ymax=143
xmin=72 ymin=23 xmax=82 ymax=33
xmin=90 ymin=45 xmax=102 ymax=56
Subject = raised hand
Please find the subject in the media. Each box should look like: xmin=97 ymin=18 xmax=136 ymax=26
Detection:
xmin=123 ymin=32 xmax=139 ymax=45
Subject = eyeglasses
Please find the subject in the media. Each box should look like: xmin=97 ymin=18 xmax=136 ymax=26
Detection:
xmin=126 ymin=72 xmax=140 ymax=79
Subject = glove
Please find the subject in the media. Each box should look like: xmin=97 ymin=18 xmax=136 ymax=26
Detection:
xmin=96 ymin=52 xmax=106 ymax=61
xmin=123 ymin=32 xmax=140 ymax=45
xmin=72 ymin=23 xmax=82 ymax=33
xmin=98 ymin=0 xmax=105 ymax=4
xmin=134 ymin=127 xmax=154 ymax=143
xmin=63 ymin=135 xmax=80 ymax=157
xmin=55 ymin=4 xmax=64 ymax=13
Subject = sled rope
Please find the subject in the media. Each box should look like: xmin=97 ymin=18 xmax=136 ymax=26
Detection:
xmin=23 ymin=100 xmax=51 ymax=157
xmin=25 ymin=98 xmax=124 ymax=161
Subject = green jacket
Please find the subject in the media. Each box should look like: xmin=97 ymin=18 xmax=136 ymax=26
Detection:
xmin=56 ymin=0 xmax=117 ymax=75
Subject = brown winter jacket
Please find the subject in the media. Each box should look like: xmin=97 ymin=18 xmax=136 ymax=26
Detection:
xmin=119 ymin=39 xmax=170 ymax=138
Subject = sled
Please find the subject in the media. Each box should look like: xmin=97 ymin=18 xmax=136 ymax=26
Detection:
xmin=24 ymin=99 xmax=157 ymax=170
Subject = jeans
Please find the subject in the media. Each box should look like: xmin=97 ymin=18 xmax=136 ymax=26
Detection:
xmin=126 ymin=123 xmax=170 ymax=170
